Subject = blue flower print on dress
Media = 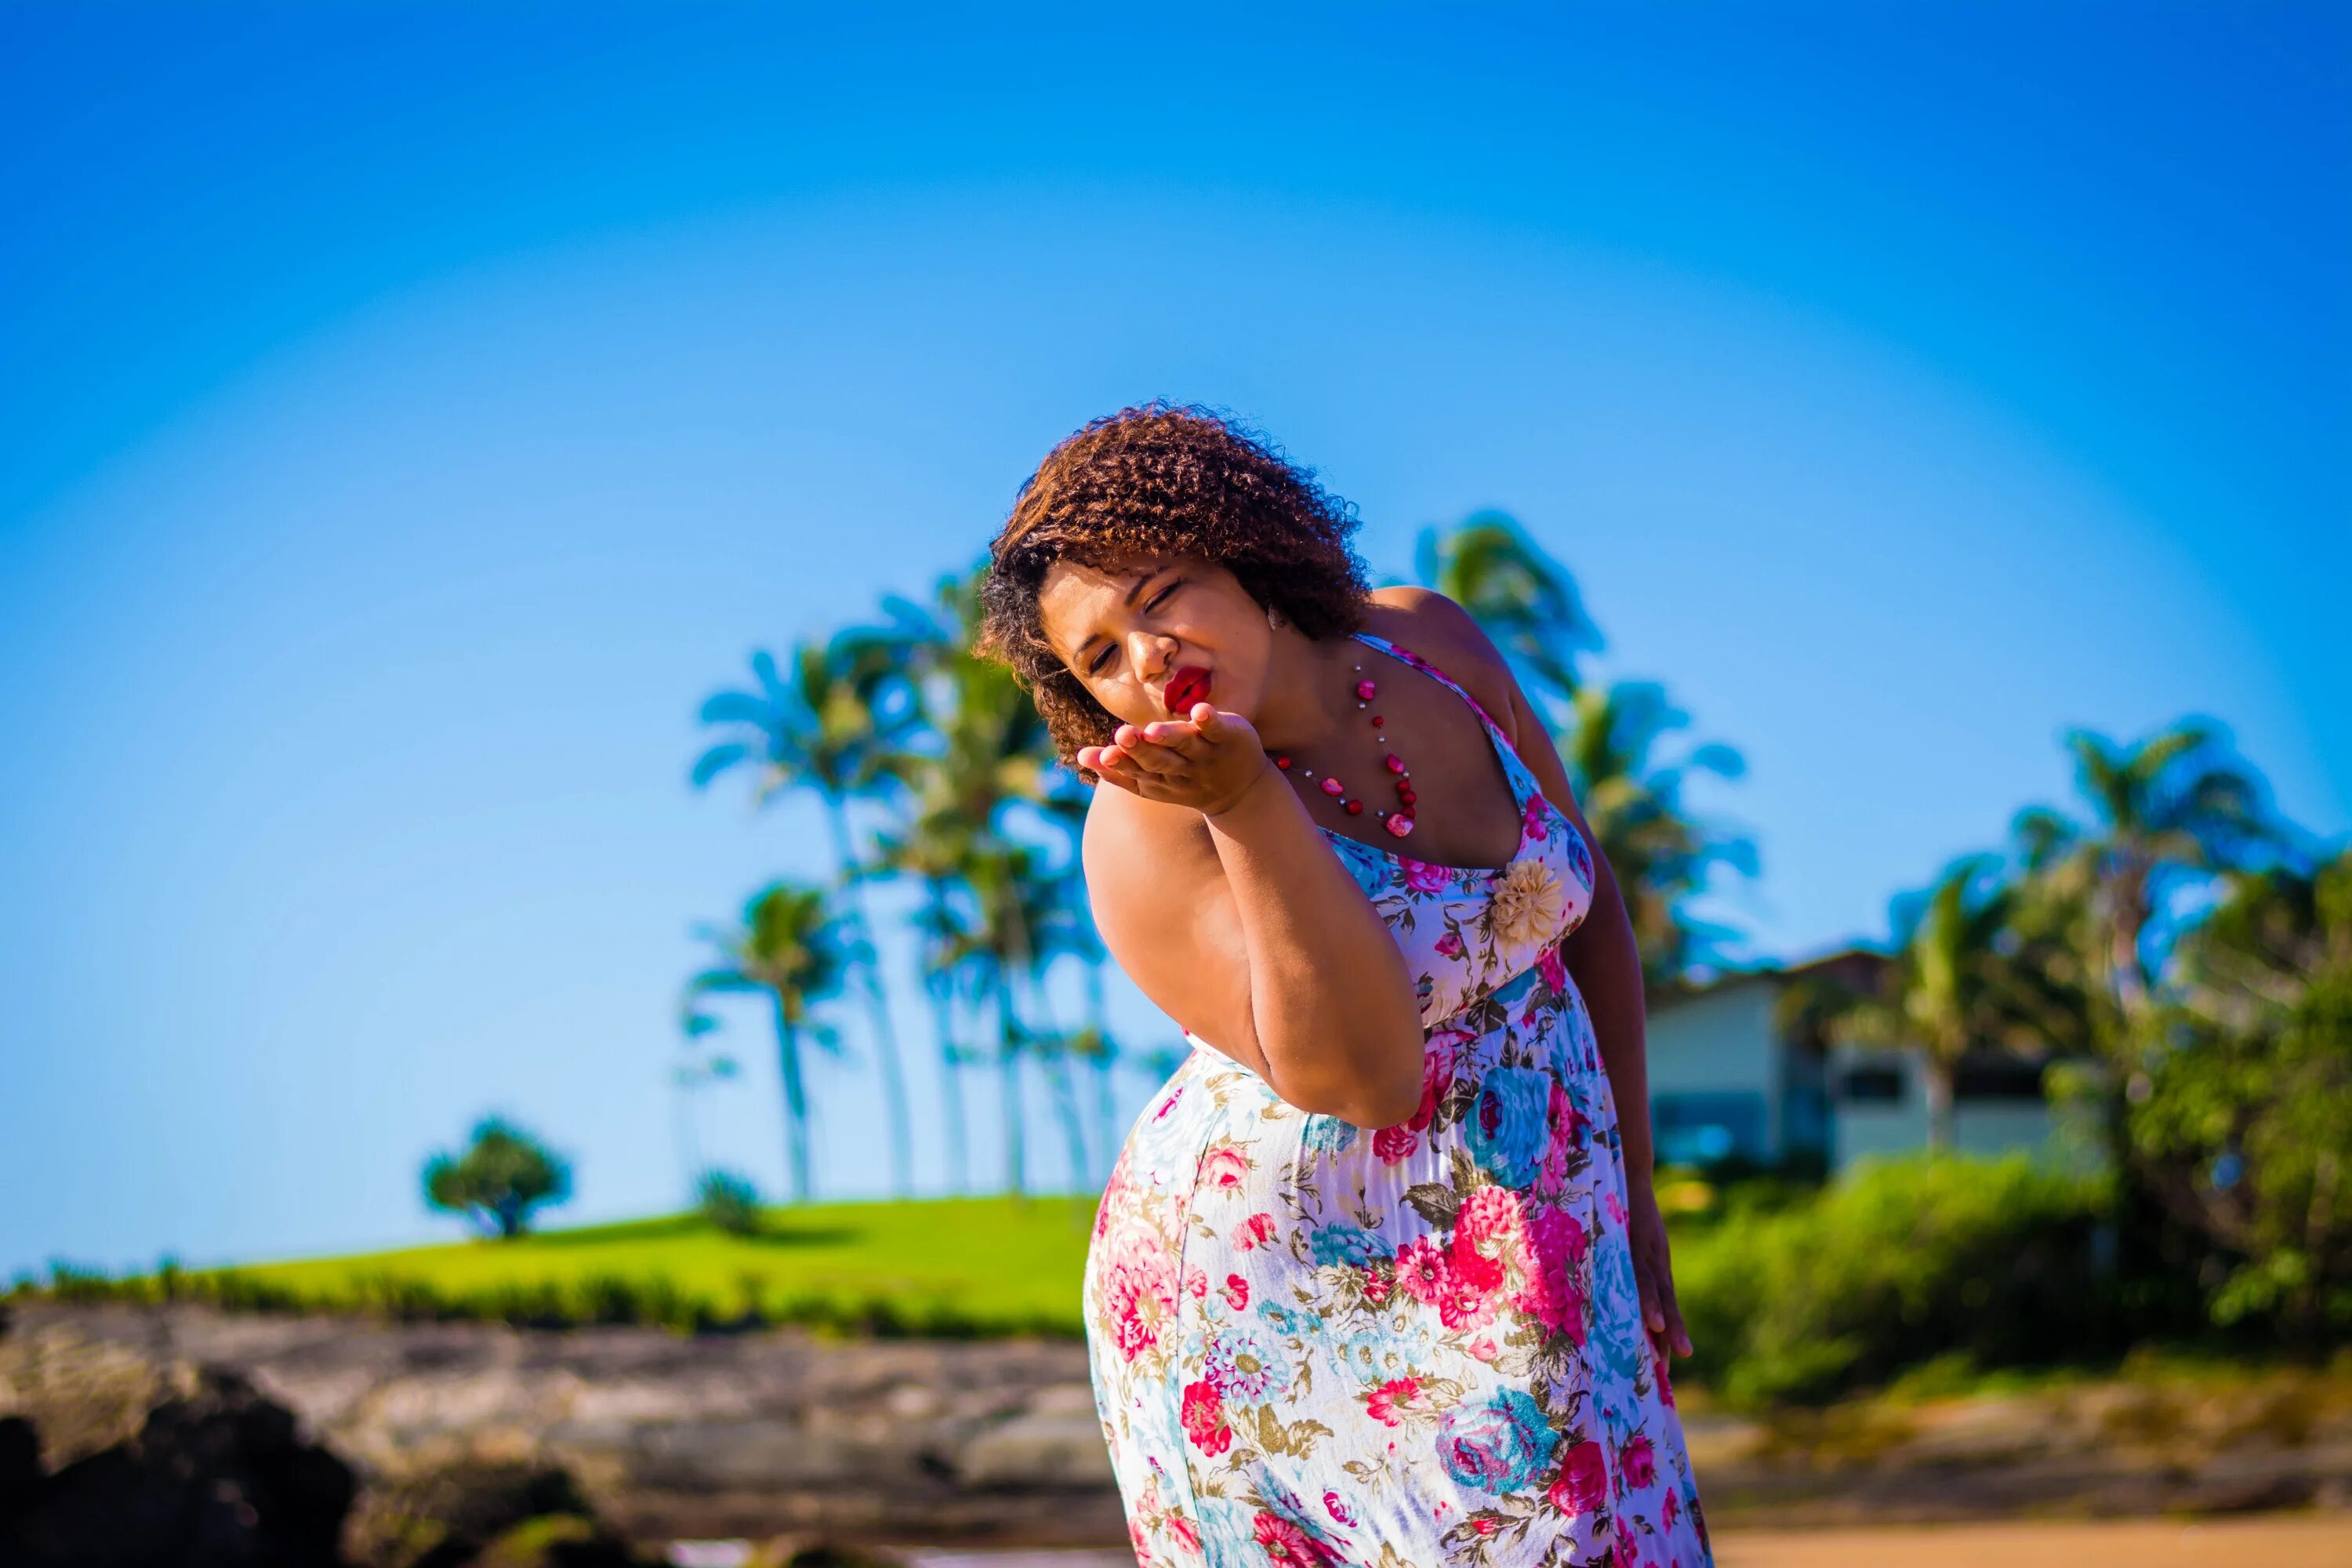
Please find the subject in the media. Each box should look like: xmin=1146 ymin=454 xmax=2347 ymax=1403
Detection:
xmin=1308 ymin=1221 xmax=1385 ymax=1268
xmin=1436 ymin=1387 xmax=1561 ymax=1493
xmin=1591 ymin=1216 xmax=1647 ymax=1383
xmin=1468 ymin=1065 xmax=1553 ymax=1186
xmin=1204 ymin=1327 xmax=1290 ymax=1401
xmin=1301 ymin=1113 xmax=1359 ymax=1153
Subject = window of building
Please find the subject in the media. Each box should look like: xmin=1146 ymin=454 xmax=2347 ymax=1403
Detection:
xmin=1953 ymin=1058 xmax=2048 ymax=1101
xmin=1837 ymin=1063 xmax=1904 ymax=1102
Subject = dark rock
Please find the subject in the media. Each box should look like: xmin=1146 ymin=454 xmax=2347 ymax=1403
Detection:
xmin=0 ymin=1414 xmax=41 ymax=1519
xmin=345 ymin=1461 xmax=595 ymax=1568
xmin=0 ymin=1367 xmax=355 ymax=1568
xmin=470 ymin=1512 xmax=648 ymax=1567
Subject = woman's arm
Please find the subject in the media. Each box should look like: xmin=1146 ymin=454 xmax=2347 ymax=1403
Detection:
xmin=1080 ymin=708 xmax=1427 ymax=1129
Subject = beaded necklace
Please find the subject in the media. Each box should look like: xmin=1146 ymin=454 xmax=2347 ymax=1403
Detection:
xmin=1269 ymin=655 xmax=1417 ymax=839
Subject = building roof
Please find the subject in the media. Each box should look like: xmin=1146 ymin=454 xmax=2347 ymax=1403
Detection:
xmin=1645 ymin=942 xmax=1886 ymax=1012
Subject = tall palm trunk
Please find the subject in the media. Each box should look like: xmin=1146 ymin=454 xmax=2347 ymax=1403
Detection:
xmin=996 ymin=979 xmax=1026 ymax=1198
xmin=1923 ymin=1055 xmax=1957 ymax=1154
xmin=923 ymin=877 xmax=971 ymax=1192
xmin=1085 ymin=957 xmax=1120 ymax=1183
xmin=822 ymin=795 xmax=913 ymax=1198
xmin=772 ymin=993 xmax=813 ymax=1202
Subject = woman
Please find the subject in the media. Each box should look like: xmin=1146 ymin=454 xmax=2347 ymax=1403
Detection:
xmin=978 ymin=403 xmax=1711 ymax=1568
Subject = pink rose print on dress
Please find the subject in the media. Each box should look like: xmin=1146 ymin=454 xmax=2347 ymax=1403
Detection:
xmin=1252 ymin=1511 xmax=1341 ymax=1566
xmin=1549 ymin=1439 xmax=1610 ymax=1515
xmin=1511 ymin=1203 xmax=1592 ymax=1341
xmin=1232 ymin=1211 xmax=1276 ymax=1250
xmin=1221 ymin=1272 xmax=1250 ymax=1311
xmin=1538 ymin=942 xmax=1567 ymax=996
xmin=1098 ymin=1221 xmax=1180 ymax=1362
xmin=1437 ymin=1269 xmax=1500 ymax=1330
xmin=1374 ymin=1123 xmax=1417 ymax=1163
xmin=1409 ymin=1035 xmax=1462 ymax=1132
xmin=1200 ymin=1142 xmax=1250 ymax=1189
xmin=1169 ymin=1515 xmax=1201 ymax=1554
xmin=1620 ymin=1433 xmax=1657 ymax=1490
xmin=1398 ymin=855 xmax=1450 ymax=895
xmin=1450 ymin=1185 xmax=1526 ymax=1295
xmin=1522 ymin=793 xmax=1551 ymax=843
xmin=1395 ymin=1235 xmax=1452 ymax=1305
xmin=1323 ymin=1490 xmax=1359 ymax=1527
xmin=1180 ymin=1379 xmax=1232 ymax=1455
xmin=1433 ymin=928 xmax=1466 ymax=960
xmin=1365 ymin=1375 xmax=1424 ymax=1426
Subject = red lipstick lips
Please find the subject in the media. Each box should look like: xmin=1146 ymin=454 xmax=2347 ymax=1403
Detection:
xmin=1163 ymin=666 xmax=1212 ymax=715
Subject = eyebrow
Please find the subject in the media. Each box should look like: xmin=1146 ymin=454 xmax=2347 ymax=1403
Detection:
xmin=1070 ymin=565 xmax=1161 ymax=664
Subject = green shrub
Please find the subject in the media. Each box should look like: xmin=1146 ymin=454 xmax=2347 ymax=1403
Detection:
xmin=1675 ymin=1152 xmax=2126 ymax=1406
xmin=695 ymin=1169 xmax=764 ymax=1237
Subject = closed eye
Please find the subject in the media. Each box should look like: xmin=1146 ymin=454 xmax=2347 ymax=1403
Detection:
xmin=1087 ymin=644 xmax=1116 ymax=676
xmin=1144 ymin=579 xmax=1181 ymax=612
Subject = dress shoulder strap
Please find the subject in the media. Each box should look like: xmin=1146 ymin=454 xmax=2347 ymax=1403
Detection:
xmin=1346 ymin=630 xmax=1511 ymax=739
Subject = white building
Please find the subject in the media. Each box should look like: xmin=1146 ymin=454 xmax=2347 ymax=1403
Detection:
xmin=1641 ymin=946 xmax=2081 ymax=1172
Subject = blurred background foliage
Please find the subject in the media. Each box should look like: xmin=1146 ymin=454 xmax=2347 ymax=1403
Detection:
xmin=16 ymin=513 xmax=2345 ymax=1404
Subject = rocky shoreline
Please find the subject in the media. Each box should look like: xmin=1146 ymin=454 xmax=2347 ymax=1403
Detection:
xmin=4 ymin=1302 xmax=2347 ymax=1561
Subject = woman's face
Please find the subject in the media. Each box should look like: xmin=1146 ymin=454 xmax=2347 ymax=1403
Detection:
xmin=1036 ymin=554 xmax=1278 ymax=729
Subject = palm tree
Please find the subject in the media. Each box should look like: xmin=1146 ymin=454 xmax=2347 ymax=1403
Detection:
xmin=681 ymin=880 xmax=851 ymax=1203
xmin=2012 ymin=718 xmax=2291 ymax=1033
xmin=1794 ymin=855 xmax=2054 ymax=1152
xmin=1414 ymin=511 xmax=1603 ymax=721
xmin=1559 ymin=680 xmax=1758 ymax=987
xmin=868 ymin=565 xmax=1076 ymax=1196
xmin=1416 ymin=516 xmax=1755 ymax=989
xmin=691 ymin=637 xmax=920 ymax=1198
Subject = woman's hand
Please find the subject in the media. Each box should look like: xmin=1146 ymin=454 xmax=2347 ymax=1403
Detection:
xmin=1626 ymin=1179 xmax=1693 ymax=1359
xmin=1077 ymin=703 xmax=1275 ymax=818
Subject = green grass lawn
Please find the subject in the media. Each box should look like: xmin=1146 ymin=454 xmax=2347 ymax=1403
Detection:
xmin=185 ymin=1194 xmax=1104 ymax=1336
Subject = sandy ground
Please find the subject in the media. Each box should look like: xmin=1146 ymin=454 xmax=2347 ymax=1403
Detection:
xmin=1710 ymin=1516 xmax=2352 ymax=1567
xmin=900 ymin=1517 xmax=2352 ymax=1568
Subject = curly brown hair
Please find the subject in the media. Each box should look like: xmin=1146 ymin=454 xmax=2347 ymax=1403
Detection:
xmin=978 ymin=401 xmax=1373 ymax=774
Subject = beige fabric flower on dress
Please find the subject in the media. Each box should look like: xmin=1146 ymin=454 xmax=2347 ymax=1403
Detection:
xmin=1486 ymin=858 xmax=1563 ymax=949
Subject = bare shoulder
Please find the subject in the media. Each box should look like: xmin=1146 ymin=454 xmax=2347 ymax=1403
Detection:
xmin=1362 ymin=587 xmax=1519 ymax=717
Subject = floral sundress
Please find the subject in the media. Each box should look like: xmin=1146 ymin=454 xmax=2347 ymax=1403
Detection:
xmin=1081 ymin=631 xmax=1713 ymax=1568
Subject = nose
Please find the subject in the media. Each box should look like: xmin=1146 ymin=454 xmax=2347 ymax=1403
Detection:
xmin=1130 ymin=630 xmax=1178 ymax=681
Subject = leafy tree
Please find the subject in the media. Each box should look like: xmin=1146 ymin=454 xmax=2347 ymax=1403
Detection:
xmin=1413 ymin=511 xmax=1601 ymax=719
xmin=682 ymin=880 xmax=851 ymax=1203
xmin=1562 ymin=681 xmax=1757 ymax=987
xmin=2128 ymin=846 xmax=2352 ymax=1341
xmin=422 ymin=1116 xmax=572 ymax=1240
xmin=1417 ymin=515 xmax=1755 ymax=987
xmin=692 ymin=637 xmax=920 ymax=1199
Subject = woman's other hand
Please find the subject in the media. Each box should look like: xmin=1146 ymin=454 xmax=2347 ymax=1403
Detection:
xmin=1076 ymin=703 xmax=1275 ymax=818
xmin=1627 ymin=1180 xmax=1693 ymax=1359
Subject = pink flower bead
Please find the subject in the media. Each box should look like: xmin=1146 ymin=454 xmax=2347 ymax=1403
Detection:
xmin=1385 ymin=754 xmax=1406 ymax=774
xmin=1356 ymin=679 xmax=1377 ymax=700
xmin=1386 ymin=813 xmax=1415 ymax=837
xmin=1321 ymin=776 xmax=1345 ymax=796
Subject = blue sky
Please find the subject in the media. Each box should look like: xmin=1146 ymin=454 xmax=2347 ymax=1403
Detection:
xmin=2 ymin=2 xmax=2345 ymax=1278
